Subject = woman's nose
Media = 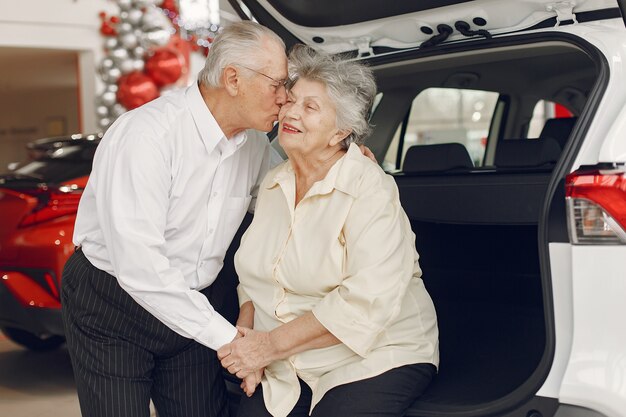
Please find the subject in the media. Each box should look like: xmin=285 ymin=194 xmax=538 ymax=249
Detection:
xmin=282 ymin=102 xmax=300 ymax=119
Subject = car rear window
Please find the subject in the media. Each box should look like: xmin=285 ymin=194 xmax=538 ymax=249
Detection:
xmin=383 ymin=87 xmax=499 ymax=171
xmin=11 ymin=159 xmax=92 ymax=183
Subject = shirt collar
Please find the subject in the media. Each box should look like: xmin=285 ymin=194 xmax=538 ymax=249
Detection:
xmin=266 ymin=143 xmax=363 ymax=198
xmin=186 ymin=82 xmax=229 ymax=155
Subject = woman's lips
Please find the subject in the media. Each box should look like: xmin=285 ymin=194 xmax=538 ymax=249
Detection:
xmin=282 ymin=123 xmax=301 ymax=134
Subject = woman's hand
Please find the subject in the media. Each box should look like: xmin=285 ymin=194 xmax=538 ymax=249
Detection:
xmin=241 ymin=368 xmax=264 ymax=397
xmin=217 ymin=326 xmax=278 ymax=378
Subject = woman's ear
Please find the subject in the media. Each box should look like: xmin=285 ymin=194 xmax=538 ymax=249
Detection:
xmin=222 ymin=66 xmax=239 ymax=96
xmin=329 ymin=129 xmax=352 ymax=147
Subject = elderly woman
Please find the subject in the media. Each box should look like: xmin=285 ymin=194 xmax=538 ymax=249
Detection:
xmin=217 ymin=45 xmax=439 ymax=417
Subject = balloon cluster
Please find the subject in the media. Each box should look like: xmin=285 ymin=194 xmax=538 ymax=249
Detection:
xmin=96 ymin=0 xmax=219 ymax=130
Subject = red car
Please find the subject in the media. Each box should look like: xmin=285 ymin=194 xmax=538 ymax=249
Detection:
xmin=0 ymin=133 xmax=101 ymax=350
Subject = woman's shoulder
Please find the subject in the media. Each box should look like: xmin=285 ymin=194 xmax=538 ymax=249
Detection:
xmin=341 ymin=144 xmax=396 ymax=197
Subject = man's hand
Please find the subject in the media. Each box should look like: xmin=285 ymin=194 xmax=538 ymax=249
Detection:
xmin=359 ymin=145 xmax=377 ymax=164
xmin=217 ymin=326 xmax=277 ymax=379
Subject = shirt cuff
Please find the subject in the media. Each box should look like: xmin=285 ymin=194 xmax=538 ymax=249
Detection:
xmin=198 ymin=313 xmax=238 ymax=351
xmin=312 ymin=290 xmax=382 ymax=358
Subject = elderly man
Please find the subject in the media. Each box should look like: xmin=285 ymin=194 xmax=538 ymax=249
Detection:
xmin=61 ymin=21 xmax=288 ymax=417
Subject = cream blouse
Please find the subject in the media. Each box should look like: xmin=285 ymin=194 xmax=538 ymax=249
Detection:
xmin=235 ymin=143 xmax=439 ymax=417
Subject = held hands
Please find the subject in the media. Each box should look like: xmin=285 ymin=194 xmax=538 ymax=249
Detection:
xmin=217 ymin=326 xmax=277 ymax=395
xmin=241 ymin=368 xmax=264 ymax=397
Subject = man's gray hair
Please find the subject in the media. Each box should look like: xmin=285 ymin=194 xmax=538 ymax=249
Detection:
xmin=198 ymin=21 xmax=285 ymax=88
xmin=286 ymin=45 xmax=377 ymax=149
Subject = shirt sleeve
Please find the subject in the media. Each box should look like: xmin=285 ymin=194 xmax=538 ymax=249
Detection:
xmin=93 ymin=129 xmax=236 ymax=350
xmin=237 ymin=284 xmax=252 ymax=307
xmin=312 ymin=170 xmax=419 ymax=357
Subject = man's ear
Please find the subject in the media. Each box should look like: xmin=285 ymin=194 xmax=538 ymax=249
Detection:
xmin=222 ymin=66 xmax=240 ymax=96
xmin=329 ymin=129 xmax=352 ymax=147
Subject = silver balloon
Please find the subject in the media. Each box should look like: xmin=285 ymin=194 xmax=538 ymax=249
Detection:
xmin=105 ymin=37 xmax=119 ymax=50
xmin=118 ymin=0 xmax=132 ymax=11
xmin=134 ymin=0 xmax=160 ymax=8
xmin=105 ymin=83 xmax=119 ymax=93
xmin=96 ymin=105 xmax=110 ymax=117
xmin=126 ymin=8 xmax=143 ymax=26
xmin=99 ymin=61 xmax=118 ymax=83
xmin=104 ymin=67 xmax=122 ymax=83
xmin=111 ymin=103 xmax=127 ymax=118
xmin=132 ymin=45 xmax=146 ymax=59
xmin=119 ymin=32 xmax=139 ymax=49
xmin=141 ymin=6 xmax=171 ymax=31
xmin=98 ymin=117 xmax=112 ymax=129
xmin=118 ymin=58 xmax=135 ymax=74
xmin=101 ymin=91 xmax=118 ymax=107
xmin=110 ymin=47 xmax=130 ymax=62
xmin=100 ymin=57 xmax=114 ymax=70
xmin=118 ymin=22 xmax=134 ymax=34
xmin=141 ymin=28 xmax=172 ymax=48
xmin=132 ymin=59 xmax=145 ymax=72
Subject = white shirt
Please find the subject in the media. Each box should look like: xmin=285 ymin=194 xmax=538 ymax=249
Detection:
xmin=236 ymin=144 xmax=439 ymax=417
xmin=74 ymin=82 xmax=278 ymax=350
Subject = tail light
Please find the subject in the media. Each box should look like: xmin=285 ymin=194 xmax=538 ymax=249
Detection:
xmin=19 ymin=184 xmax=83 ymax=227
xmin=565 ymin=164 xmax=626 ymax=244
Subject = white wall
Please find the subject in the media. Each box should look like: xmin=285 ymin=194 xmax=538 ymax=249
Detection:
xmin=0 ymin=0 xmax=118 ymax=133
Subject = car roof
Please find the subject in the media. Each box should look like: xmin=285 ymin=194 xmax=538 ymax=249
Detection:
xmin=26 ymin=133 xmax=103 ymax=151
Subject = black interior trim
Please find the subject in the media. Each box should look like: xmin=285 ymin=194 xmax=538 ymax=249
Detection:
xmin=618 ymin=0 xmax=626 ymax=27
xmin=394 ymin=172 xmax=553 ymax=225
xmin=233 ymin=1 xmax=302 ymax=49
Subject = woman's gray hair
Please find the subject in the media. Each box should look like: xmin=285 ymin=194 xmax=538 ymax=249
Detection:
xmin=198 ymin=21 xmax=285 ymax=88
xmin=287 ymin=45 xmax=377 ymax=149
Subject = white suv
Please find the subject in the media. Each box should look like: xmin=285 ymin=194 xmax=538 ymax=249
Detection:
xmin=218 ymin=1 xmax=626 ymax=416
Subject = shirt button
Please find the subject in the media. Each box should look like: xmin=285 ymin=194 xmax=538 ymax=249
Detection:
xmin=209 ymin=228 xmax=214 ymax=234
xmin=212 ymin=192 xmax=218 ymax=197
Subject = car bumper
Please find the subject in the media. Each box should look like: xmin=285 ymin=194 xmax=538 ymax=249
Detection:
xmin=0 ymin=274 xmax=64 ymax=336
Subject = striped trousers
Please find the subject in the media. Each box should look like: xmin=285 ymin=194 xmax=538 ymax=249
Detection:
xmin=61 ymin=249 xmax=229 ymax=417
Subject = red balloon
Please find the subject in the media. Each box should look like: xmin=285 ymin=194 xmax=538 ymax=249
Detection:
xmin=100 ymin=21 xmax=116 ymax=36
xmin=145 ymin=49 xmax=183 ymax=87
xmin=116 ymin=72 xmax=159 ymax=110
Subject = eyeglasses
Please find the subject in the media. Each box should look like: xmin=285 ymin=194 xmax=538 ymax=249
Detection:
xmin=236 ymin=64 xmax=287 ymax=92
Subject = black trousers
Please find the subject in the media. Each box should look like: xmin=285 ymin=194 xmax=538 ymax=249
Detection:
xmin=61 ymin=249 xmax=229 ymax=417
xmin=237 ymin=363 xmax=436 ymax=417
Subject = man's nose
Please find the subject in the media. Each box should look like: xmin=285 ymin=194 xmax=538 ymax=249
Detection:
xmin=276 ymin=86 xmax=287 ymax=105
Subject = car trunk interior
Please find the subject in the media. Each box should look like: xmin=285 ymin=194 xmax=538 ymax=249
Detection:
xmin=373 ymin=39 xmax=600 ymax=414
xmin=395 ymin=172 xmax=549 ymax=413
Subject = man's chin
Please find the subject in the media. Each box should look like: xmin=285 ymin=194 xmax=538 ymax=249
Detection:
xmin=253 ymin=120 xmax=276 ymax=133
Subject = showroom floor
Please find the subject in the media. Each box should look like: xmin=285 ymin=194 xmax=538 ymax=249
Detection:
xmin=0 ymin=331 xmax=80 ymax=417
xmin=0 ymin=331 xmax=159 ymax=416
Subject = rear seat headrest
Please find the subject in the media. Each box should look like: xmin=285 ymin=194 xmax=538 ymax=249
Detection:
xmin=403 ymin=143 xmax=474 ymax=173
xmin=495 ymin=138 xmax=561 ymax=168
xmin=539 ymin=117 xmax=577 ymax=148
